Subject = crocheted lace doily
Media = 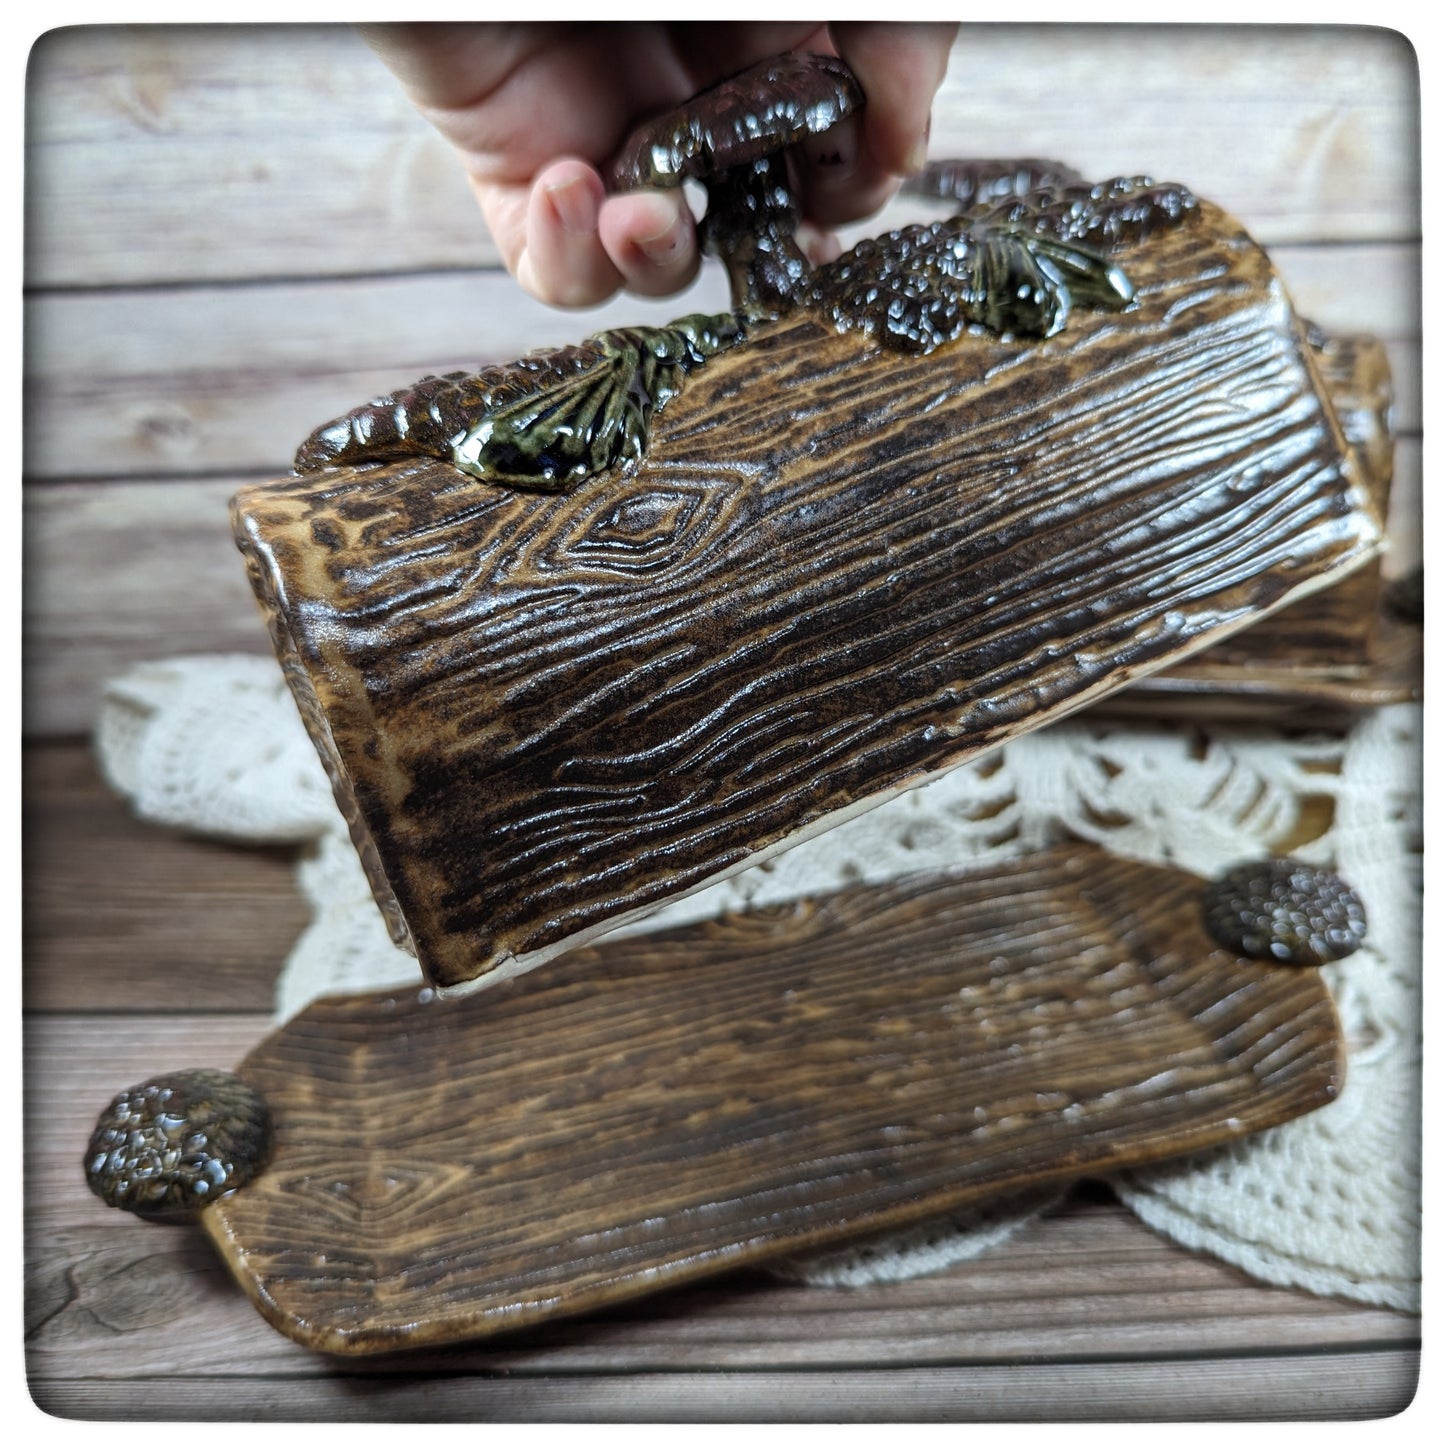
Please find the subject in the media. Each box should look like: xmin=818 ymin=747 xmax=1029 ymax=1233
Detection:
xmin=94 ymin=654 xmax=1422 ymax=1312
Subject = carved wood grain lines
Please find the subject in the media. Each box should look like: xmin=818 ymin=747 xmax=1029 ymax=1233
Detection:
xmin=202 ymin=845 xmax=1342 ymax=1354
xmin=19 ymin=249 xmax=1419 ymax=490
xmin=233 ymin=208 xmax=1381 ymax=990
xmin=1122 ymin=330 xmax=1405 ymax=708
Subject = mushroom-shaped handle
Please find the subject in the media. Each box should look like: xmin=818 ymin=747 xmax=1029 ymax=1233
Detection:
xmin=607 ymin=52 xmax=864 ymax=313
xmin=84 ymin=1068 xmax=273 ymax=1222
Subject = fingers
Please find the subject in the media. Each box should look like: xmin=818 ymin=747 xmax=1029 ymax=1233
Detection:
xmin=482 ymin=158 xmax=700 ymax=308
xmin=792 ymin=111 xmax=900 ymax=231
xmin=357 ymin=23 xmax=523 ymax=110
xmin=831 ymin=22 xmax=957 ymax=179
xmin=798 ymin=21 xmax=956 ymax=226
xmin=597 ymin=190 xmax=701 ymax=298
xmin=796 ymin=220 xmax=843 ymax=267
xmin=510 ymin=161 xmax=618 ymax=308
xmin=381 ymin=21 xmax=957 ymax=307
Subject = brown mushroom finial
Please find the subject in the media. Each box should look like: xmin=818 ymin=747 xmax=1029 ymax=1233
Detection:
xmin=607 ymin=52 xmax=865 ymax=314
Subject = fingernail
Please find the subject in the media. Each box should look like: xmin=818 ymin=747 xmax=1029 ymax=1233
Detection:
xmin=545 ymin=175 xmax=598 ymax=235
xmin=636 ymin=215 xmax=687 ymax=266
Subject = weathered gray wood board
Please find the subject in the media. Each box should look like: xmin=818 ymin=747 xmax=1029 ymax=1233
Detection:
xmin=23 ymin=25 xmax=1418 ymax=290
xmin=234 ymin=206 xmax=1381 ymax=991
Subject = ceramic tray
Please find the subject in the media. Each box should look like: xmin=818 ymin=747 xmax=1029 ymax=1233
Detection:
xmin=201 ymin=843 xmax=1344 ymax=1354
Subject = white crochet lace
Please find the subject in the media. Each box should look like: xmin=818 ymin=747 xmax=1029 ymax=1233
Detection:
xmin=94 ymin=654 xmax=1422 ymax=1311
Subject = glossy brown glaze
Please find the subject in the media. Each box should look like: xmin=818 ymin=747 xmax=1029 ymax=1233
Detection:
xmin=233 ymin=203 xmax=1381 ymax=993
xmin=1116 ymin=328 xmax=1412 ymax=716
xmin=201 ymin=845 xmax=1345 ymax=1355
xmin=607 ymin=52 xmax=863 ymax=192
xmin=606 ymin=57 xmax=1194 ymax=330
xmin=809 ymin=176 xmax=1199 ymax=349
xmin=901 ymin=156 xmax=1088 ymax=207
xmin=291 ymin=178 xmax=1200 ymax=499
xmin=293 ymin=313 xmax=749 ymax=488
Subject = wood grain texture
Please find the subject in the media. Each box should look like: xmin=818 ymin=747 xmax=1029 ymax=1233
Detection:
xmin=30 ymin=1354 xmax=1423 ymax=1424
xmin=33 ymin=1358 xmax=1421 ymax=1427
xmin=1098 ymin=610 xmax=1422 ymax=721
xmin=1124 ymin=329 xmax=1418 ymax=712
xmin=199 ymin=844 xmax=1342 ymax=1353
xmin=32 ymin=1190 xmax=1416 ymax=1381
xmin=22 ymin=25 xmax=1417 ymax=290
xmin=19 ymin=435 xmax=1419 ymax=741
xmin=23 ymin=479 xmax=276 ymax=740
xmin=234 ymin=205 xmax=1382 ymax=990
xmin=21 ymin=745 xmax=306 ymax=1013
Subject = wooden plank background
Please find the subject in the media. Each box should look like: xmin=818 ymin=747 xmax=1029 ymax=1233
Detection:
xmin=21 ymin=22 xmax=1421 ymax=1422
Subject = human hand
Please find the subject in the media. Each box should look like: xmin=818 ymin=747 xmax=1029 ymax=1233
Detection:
xmin=360 ymin=21 xmax=957 ymax=307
